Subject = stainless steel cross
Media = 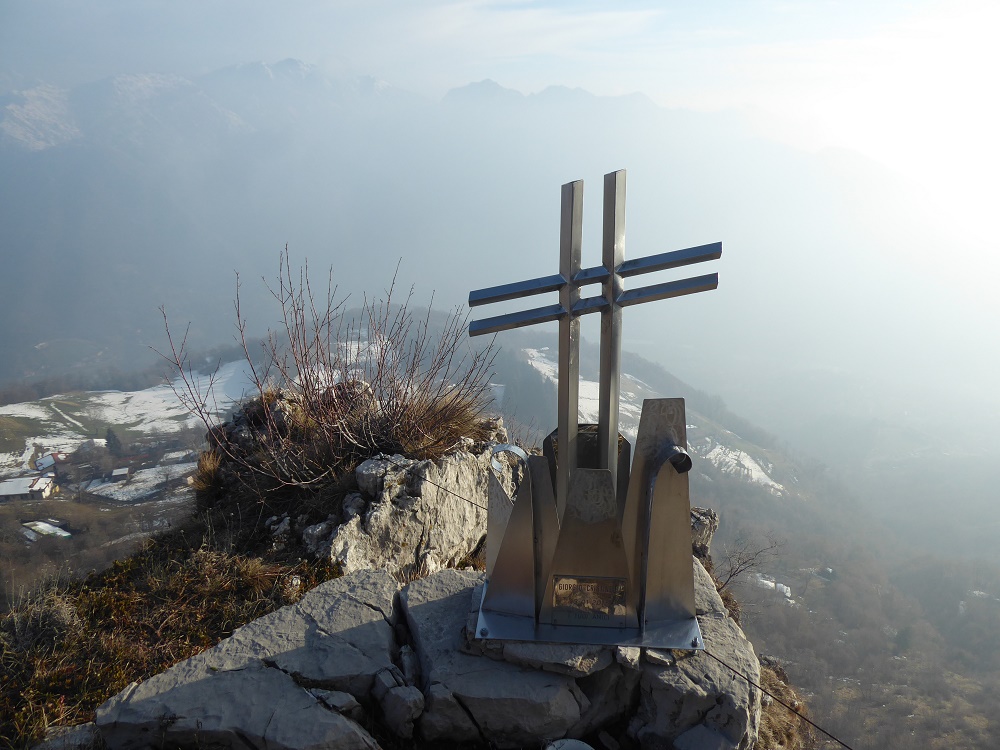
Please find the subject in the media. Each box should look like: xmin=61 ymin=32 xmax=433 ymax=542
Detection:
xmin=469 ymin=169 xmax=721 ymax=514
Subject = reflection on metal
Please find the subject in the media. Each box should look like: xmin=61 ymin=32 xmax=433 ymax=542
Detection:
xmin=469 ymin=170 xmax=719 ymax=649
xmin=486 ymin=444 xmax=529 ymax=577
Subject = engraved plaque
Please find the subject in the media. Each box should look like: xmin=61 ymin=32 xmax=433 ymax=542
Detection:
xmin=550 ymin=575 xmax=627 ymax=627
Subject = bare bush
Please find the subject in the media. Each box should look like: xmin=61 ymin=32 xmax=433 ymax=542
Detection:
xmin=715 ymin=532 xmax=783 ymax=591
xmin=160 ymin=250 xmax=498 ymax=502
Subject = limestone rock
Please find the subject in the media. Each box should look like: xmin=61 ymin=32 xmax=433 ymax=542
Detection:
xmin=690 ymin=507 xmax=719 ymax=559
xmin=401 ymin=569 xmax=590 ymax=748
xmin=673 ymin=724 xmax=739 ymax=750
xmin=98 ymin=662 xmax=380 ymax=750
xmin=92 ymin=503 xmax=761 ymax=750
xmin=31 ymin=724 xmax=100 ymax=750
xmin=380 ymin=685 xmax=425 ymax=739
xmin=631 ymin=559 xmax=761 ymax=750
xmin=327 ymin=448 xmax=499 ymax=576
xmin=311 ymin=689 xmax=365 ymax=721
xmin=546 ymin=741 xmax=596 ymax=750
xmin=96 ymin=570 xmax=398 ymax=750
xmin=301 ymin=517 xmax=335 ymax=556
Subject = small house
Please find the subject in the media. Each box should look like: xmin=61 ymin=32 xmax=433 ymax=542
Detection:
xmin=35 ymin=452 xmax=69 ymax=472
xmin=110 ymin=467 xmax=130 ymax=483
xmin=0 ymin=474 xmax=55 ymax=501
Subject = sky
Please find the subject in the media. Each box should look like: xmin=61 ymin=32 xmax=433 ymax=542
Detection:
xmin=2 ymin=0 xmax=998 ymax=506
xmin=3 ymin=0 xmax=998 ymax=268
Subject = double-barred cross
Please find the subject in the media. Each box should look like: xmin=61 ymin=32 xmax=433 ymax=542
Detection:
xmin=469 ymin=169 xmax=721 ymax=514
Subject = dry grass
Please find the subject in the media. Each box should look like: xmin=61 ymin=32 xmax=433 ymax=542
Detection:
xmin=757 ymin=662 xmax=817 ymax=750
xmin=0 ymin=508 xmax=341 ymax=748
xmin=189 ymin=448 xmax=221 ymax=493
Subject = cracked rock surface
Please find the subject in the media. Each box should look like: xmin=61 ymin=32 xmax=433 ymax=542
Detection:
xmin=95 ymin=556 xmax=759 ymax=750
xmin=325 ymin=445 xmax=509 ymax=577
xmin=402 ymin=569 xmax=591 ymax=748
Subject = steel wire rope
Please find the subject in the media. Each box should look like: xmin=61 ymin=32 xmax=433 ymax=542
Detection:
xmin=702 ymin=648 xmax=857 ymax=750
xmin=381 ymin=455 xmax=488 ymax=511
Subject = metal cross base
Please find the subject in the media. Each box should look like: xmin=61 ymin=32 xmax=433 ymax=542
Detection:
xmin=477 ymin=398 xmax=703 ymax=650
xmin=468 ymin=170 xmax=721 ymax=649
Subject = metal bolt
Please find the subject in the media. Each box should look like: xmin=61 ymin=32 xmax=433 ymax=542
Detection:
xmin=691 ymin=638 xmax=699 ymax=648
xmin=480 ymin=627 xmax=489 ymax=637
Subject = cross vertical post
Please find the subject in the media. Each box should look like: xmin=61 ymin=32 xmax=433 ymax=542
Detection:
xmin=557 ymin=180 xmax=583 ymax=518
xmin=599 ymin=170 xmax=625 ymax=488
xmin=468 ymin=169 xmax=722 ymax=650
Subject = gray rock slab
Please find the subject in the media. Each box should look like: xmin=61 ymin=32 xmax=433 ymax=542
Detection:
xmin=31 ymin=723 xmax=100 ymax=750
xmin=311 ymin=689 xmax=365 ymax=721
xmin=546 ymin=741 xmax=596 ymax=750
xmin=96 ymin=570 xmax=398 ymax=749
xmin=402 ymin=569 xmax=589 ymax=748
xmin=673 ymin=724 xmax=739 ymax=750
xmin=633 ymin=558 xmax=760 ymax=750
xmin=212 ymin=567 xmax=398 ymax=698
xmin=498 ymin=640 xmax=613 ymax=677
xmin=98 ymin=661 xmax=380 ymax=750
xmin=380 ymin=684 xmax=425 ymax=739
xmin=569 ymin=662 xmax=640 ymax=738
xmin=334 ymin=450 xmax=495 ymax=577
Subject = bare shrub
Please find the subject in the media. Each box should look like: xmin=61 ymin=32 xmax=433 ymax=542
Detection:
xmin=715 ymin=532 xmax=783 ymax=591
xmin=159 ymin=250 xmax=498 ymax=505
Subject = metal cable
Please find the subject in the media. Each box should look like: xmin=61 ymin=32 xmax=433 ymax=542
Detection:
xmin=702 ymin=648 xmax=857 ymax=750
xmin=382 ymin=456 xmax=488 ymax=511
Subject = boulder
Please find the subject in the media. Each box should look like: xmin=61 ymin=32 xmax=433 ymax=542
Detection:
xmin=690 ymin=506 xmax=719 ymax=559
xmin=325 ymin=447 xmax=500 ymax=577
xmin=31 ymin=724 xmax=100 ymax=750
xmin=631 ymin=561 xmax=761 ymax=750
xmin=401 ymin=569 xmax=592 ymax=748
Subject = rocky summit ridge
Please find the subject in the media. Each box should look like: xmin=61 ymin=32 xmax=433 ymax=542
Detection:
xmin=34 ymin=439 xmax=766 ymax=750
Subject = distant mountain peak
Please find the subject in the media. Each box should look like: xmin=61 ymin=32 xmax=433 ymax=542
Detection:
xmin=443 ymin=79 xmax=526 ymax=104
xmin=0 ymin=84 xmax=80 ymax=151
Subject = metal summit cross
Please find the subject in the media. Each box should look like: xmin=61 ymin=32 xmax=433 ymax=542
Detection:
xmin=468 ymin=169 xmax=722 ymax=649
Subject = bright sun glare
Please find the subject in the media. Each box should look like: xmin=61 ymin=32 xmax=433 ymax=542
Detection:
xmin=745 ymin=1 xmax=1000 ymax=250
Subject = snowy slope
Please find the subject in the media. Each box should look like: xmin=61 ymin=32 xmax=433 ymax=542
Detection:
xmin=0 ymin=361 xmax=257 ymax=476
xmin=522 ymin=346 xmax=786 ymax=495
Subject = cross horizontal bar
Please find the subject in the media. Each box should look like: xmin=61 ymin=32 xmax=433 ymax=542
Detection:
xmin=618 ymin=273 xmax=719 ymax=307
xmin=469 ymin=273 xmax=565 ymax=308
xmin=469 ymin=303 xmax=566 ymax=337
xmin=618 ymin=242 xmax=722 ymax=278
xmin=470 ymin=271 xmax=720 ymax=335
xmin=574 ymin=266 xmax=610 ymax=284
xmin=470 ymin=242 xmax=721 ymax=309
xmin=573 ymin=295 xmax=607 ymax=315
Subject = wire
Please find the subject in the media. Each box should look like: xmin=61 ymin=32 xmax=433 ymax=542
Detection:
xmin=382 ymin=455 xmax=489 ymax=511
xmin=702 ymin=648 xmax=857 ymax=750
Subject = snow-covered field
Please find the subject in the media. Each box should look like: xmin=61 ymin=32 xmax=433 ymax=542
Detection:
xmin=86 ymin=462 xmax=198 ymax=503
xmin=83 ymin=360 xmax=257 ymax=434
xmin=0 ymin=361 xmax=256 ymax=476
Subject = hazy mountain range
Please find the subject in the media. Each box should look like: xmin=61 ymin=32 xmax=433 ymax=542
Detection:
xmin=2 ymin=59 xmax=997 ymax=561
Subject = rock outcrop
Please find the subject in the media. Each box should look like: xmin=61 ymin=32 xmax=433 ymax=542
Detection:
xmin=95 ymin=552 xmax=760 ymax=749
xmin=322 ymin=448 xmax=495 ymax=577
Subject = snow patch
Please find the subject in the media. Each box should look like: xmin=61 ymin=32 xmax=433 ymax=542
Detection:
xmin=705 ymin=444 xmax=785 ymax=494
xmin=85 ymin=462 xmax=198 ymax=503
